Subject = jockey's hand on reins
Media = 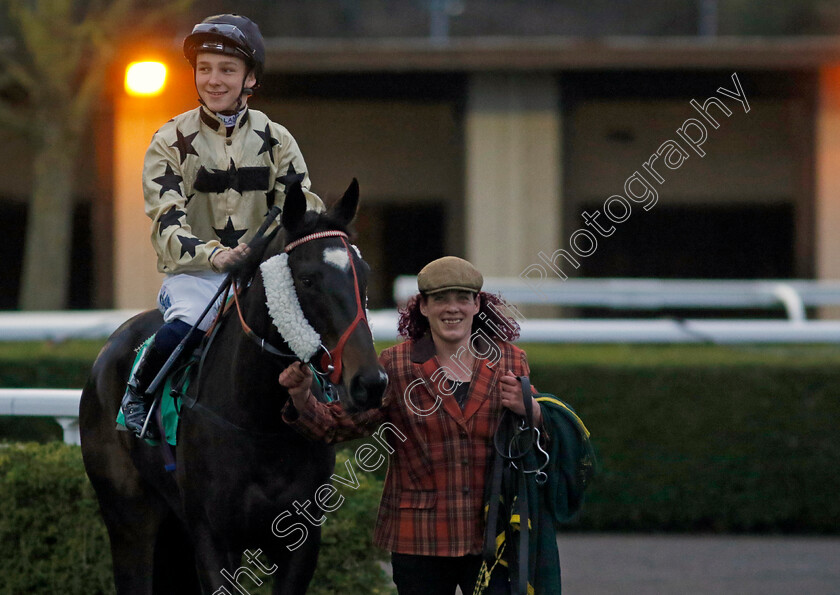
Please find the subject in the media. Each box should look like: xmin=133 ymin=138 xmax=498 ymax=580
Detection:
xmin=211 ymin=244 xmax=251 ymax=272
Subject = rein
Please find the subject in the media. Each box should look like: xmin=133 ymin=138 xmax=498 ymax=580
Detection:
xmin=232 ymin=286 xmax=297 ymax=360
xmin=482 ymin=376 xmax=549 ymax=595
xmin=232 ymin=229 xmax=369 ymax=385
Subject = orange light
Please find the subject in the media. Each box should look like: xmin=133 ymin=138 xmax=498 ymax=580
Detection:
xmin=125 ymin=61 xmax=167 ymax=96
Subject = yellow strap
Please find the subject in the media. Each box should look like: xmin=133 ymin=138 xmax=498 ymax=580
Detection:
xmin=508 ymin=513 xmax=532 ymax=531
xmin=473 ymin=542 xmax=508 ymax=595
xmin=536 ymin=396 xmax=591 ymax=438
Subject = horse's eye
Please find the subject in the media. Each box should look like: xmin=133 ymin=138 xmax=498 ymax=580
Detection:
xmin=299 ymin=277 xmax=314 ymax=288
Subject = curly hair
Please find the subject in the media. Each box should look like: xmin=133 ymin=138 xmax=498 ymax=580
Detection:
xmin=397 ymin=291 xmax=521 ymax=342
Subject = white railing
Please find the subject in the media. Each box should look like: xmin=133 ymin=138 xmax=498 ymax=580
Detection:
xmin=0 ymin=389 xmax=81 ymax=445
xmin=2 ymin=282 xmax=840 ymax=345
xmin=0 ymin=309 xmax=143 ymax=342
xmin=394 ymin=277 xmax=840 ymax=322
xmin=3 ymin=289 xmax=840 ymax=445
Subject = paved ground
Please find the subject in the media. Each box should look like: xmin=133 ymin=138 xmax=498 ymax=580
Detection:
xmin=385 ymin=534 xmax=840 ymax=594
xmin=555 ymin=533 xmax=840 ymax=594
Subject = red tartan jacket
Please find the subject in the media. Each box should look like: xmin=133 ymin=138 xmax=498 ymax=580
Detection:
xmin=282 ymin=334 xmax=531 ymax=556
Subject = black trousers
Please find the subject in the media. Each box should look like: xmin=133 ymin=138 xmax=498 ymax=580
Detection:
xmin=391 ymin=552 xmax=484 ymax=595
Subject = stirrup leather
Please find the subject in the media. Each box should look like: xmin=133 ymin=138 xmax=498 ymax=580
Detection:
xmin=120 ymin=345 xmax=160 ymax=439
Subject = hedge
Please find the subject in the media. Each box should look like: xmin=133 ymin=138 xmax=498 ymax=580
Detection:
xmin=0 ymin=442 xmax=112 ymax=595
xmin=539 ymin=363 xmax=840 ymax=533
xmin=2 ymin=342 xmax=840 ymax=535
xmin=0 ymin=442 xmax=393 ymax=595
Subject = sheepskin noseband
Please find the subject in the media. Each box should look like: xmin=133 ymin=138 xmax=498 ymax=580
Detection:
xmin=260 ymin=253 xmax=321 ymax=362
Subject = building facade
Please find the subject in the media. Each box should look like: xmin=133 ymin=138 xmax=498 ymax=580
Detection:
xmin=4 ymin=33 xmax=840 ymax=311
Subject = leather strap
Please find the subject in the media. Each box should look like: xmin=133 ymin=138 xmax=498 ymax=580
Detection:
xmin=319 ymin=237 xmax=369 ymax=384
xmin=485 ymin=375 xmax=540 ymax=592
xmin=520 ymin=376 xmax=533 ymax=432
xmin=515 ymin=466 xmax=529 ymax=595
xmin=232 ymin=281 xmax=298 ymax=360
xmin=483 ymin=436 xmax=506 ymax=562
xmin=515 ymin=375 xmax=533 ymax=595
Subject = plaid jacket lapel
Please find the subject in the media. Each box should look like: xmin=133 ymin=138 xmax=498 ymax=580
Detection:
xmin=416 ymin=354 xmax=469 ymax=430
xmin=462 ymin=354 xmax=501 ymax=422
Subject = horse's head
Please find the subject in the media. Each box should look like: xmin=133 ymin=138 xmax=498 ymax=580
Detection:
xmin=257 ymin=179 xmax=387 ymax=413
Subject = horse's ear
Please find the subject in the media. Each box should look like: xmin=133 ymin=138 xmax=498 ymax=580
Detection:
xmin=281 ymin=181 xmax=307 ymax=231
xmin=329 ymin=178 xmax=359 ymax=226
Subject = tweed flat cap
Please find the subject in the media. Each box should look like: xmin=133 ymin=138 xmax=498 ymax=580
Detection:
xmin=417 ymin=256 xmax=483 ymax=295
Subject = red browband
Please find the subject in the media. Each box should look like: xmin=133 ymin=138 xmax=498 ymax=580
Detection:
xmin=284 ymin=230 xmax=349 ymax=253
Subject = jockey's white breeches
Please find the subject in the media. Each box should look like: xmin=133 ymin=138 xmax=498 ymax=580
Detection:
xmin=158 ymin=271 xmax=228 ymax=331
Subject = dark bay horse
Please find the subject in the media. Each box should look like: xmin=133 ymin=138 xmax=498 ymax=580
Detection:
xmin=80 ymin=180 xmax=387 ymax=594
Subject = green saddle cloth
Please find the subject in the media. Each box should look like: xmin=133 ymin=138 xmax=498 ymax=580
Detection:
xmin=115 ymin=336 xmax=191 ymax=446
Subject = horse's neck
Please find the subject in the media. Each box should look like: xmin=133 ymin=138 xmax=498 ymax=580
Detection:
xmin=200 ymin=282 xmax=292 ymax=422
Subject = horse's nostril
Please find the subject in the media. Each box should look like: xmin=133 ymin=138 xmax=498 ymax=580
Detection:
xmin=350 ymin=371 xmax=387 ymax=409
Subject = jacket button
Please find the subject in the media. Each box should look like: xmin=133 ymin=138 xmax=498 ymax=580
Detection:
xmin=225 ymin=138 xmax=232 ymax=146
xmin=462 ymin=458 xmax=469 ymax=465
xmin=462 ymin=487 xmax=470 ymax=495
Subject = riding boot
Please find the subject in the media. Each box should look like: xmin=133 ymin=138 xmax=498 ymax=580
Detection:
xmin=120 ymin=342 xmax=166 ymax=439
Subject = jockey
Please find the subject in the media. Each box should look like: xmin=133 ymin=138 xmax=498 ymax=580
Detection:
xmin=120 ymin=14 xmax=324 ymax=438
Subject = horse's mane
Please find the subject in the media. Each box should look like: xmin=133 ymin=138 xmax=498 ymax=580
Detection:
xmin=228 ymin=209 xmax=356 ymax=286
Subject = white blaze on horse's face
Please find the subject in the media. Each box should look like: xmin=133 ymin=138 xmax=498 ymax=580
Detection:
xmin=322 ymin=247 xmax=350 ymax=272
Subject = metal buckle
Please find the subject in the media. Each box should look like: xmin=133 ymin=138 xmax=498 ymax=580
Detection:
xmin=311 ymin=343 xmax=335 ymax=377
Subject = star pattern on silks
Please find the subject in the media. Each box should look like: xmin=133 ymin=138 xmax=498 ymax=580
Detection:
xmin=158 ymin=206 xmax=185 ymax=236
xmin=277 ymin=162 xmax=305 ymax=194
xmin=255 ymin=124 xmax=280 ymax=163
xmin=214 ymin=217 xmax=247 ymax=248
xmin=152 ymin=163 xmax=183 ymax=198
xmin=169 ymin=128 xmax=199 ymax=164
xmin=177 ymin=235 xmax=205 ymax=259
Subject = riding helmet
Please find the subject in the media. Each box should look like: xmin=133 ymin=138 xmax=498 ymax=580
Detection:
xmin=183 ymin=14 xmax=266 ymax=87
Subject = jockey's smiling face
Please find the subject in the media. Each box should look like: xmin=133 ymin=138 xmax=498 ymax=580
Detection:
xmin=420 ymin=289 xmax=480 ymax=349
xmin=195 ymin=52 xmax=255 ymax=113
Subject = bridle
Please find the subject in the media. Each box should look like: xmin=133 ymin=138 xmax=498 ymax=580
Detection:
xmin=286 ymin=231 xmax=370 ymax=384
xmin=231 ymin=229 xmax=369 ymax=385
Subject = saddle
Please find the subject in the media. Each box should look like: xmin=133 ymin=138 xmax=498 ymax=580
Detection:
xmin=115 ymin=335 xmax=195 ymax=447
